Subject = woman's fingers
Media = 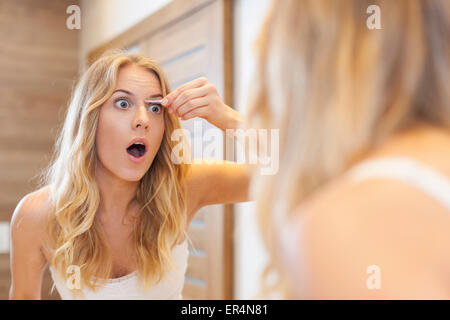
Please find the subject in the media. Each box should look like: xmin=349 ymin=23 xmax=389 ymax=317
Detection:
xmin=171 ymin=86 xmax=210 ymax=115
xmin=180 ymin=106 xmax=210 ymax=121
xmin=162 ymin=76 xmax=228 ymax=127
xmin=164 ymin=77 xmax=208 ymax=107
xmin=177 ymin=96 xmax=209 ymax=118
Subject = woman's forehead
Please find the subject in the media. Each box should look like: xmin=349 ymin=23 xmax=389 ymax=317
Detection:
xmin=115 ymin=64 xmax=162 ymax=94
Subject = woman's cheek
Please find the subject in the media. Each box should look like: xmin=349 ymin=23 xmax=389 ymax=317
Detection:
xmin=147 ymin=123 xmax=165 ymax=160
xmin=95 ymin=128 xmax=115 ymax=170
xmin=95 ymin=110 xmax=125 ymax=170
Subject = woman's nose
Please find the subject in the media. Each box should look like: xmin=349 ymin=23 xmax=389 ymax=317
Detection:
xmin=132 ymin=105 xmax=150 ymax=130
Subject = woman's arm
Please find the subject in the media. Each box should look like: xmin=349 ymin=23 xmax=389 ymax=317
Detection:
xmin=163 ymin=78 xmax=254 ymax=223
xmin=9 ymin=193 xmax=48 ymax=299
xmin=185 ymin=159 xmax=252 ymax=224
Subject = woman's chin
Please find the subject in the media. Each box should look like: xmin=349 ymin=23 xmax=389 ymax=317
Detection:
xmin=119 ymin=170 xmax=147 ymax=182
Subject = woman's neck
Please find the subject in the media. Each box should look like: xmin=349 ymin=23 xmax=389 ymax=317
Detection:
xmin=94 ymin=163 xmax=140 ymax=223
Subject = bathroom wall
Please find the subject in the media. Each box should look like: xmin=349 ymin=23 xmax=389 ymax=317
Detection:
xmin=0 ymin=0 xmax=80 ymax=299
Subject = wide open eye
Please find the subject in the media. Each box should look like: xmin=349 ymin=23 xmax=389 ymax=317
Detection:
xmin=148 ymin=104 xmax=162 ymax=114
xmin=115 ymin=98 xmax=130 ymax=109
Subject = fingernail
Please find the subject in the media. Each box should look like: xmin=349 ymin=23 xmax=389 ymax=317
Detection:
xmin=161 ymin=98 xmax=168 ymax=106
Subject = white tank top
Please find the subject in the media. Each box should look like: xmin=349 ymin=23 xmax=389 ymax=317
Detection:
xmin=49 ymin=240 xmax=189 ymax=300
xmin=347 ymin=156 xmax=450 ymax=210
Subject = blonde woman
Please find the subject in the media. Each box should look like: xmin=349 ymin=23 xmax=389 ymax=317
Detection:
xmin=247 ymin=0 xmax=450 ymax=299
xmin=9 ymin=52 xmax=248 ymax=299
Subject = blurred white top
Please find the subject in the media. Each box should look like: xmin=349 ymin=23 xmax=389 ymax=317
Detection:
xmin=49 ymin=240 xmax=188 ymax=300
xmin=347 ymin=156 xmax=450 ymax=210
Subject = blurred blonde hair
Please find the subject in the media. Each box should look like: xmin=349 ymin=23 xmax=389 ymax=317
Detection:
xmin=246 ymin=0 xmax=450 ymax=297
xmin=39 ymin=51 xmax=190 ymax=298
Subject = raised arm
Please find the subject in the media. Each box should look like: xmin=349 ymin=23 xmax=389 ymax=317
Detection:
xmin=185 ymin=159 xmax=253 ymax=224
xmin=163 ymin=77 xmax=254 ymax=224
xmin=9 ymin=192 xmax=48 ymax=299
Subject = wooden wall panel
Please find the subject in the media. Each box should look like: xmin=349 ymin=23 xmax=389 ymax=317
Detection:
xmin=0 ymin=0 xmax=79 ymax=299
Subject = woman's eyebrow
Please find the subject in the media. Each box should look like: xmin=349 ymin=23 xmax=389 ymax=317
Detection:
xmin=113 ymin=89 xmax=133 ymax=96
xmin=147 ymin=93 xmax=163 ymax=99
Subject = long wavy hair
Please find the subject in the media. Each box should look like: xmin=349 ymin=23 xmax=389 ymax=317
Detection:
xmin=246 ymin=0 xmax=450 ymax=297
xmin=39 ymin=51 xmax=190 ymax=298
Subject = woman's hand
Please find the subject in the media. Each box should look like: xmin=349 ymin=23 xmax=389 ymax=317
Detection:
xmin=162 ymin=77 xmax=243 ymax=131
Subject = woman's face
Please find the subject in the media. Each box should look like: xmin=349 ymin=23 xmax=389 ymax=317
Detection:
xmin=95 ymin=63 xmax=165 ymax=182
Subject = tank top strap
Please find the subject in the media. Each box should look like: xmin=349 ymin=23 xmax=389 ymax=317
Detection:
xmin=346 ymin=156 xmax=450 ymax=211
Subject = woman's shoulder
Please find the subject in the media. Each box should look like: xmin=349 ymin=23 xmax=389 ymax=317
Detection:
xmin=303 ymin=125 xmax=450 ymax=215
xmin=280 ymin=174 xmax=450 ymax=298
xmin=280 ymin=128 xmax=450 ymax=297
xmin=15 ymin=186 xmax=52 ymax=216
xmin=294 ymin=151 xmax=450 ymax=242
xmin=11 ymin=186 xmax=52 ymax=241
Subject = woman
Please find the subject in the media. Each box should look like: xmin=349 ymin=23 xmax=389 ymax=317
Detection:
xmin=9 ymin=51 xmax=248 ymax=299
xmin=247 ymin=0 xmax=450 ymax=298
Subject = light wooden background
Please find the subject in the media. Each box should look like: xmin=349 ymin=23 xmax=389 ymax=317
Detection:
xmin=0 ymin=0 xmax=80 ymax=299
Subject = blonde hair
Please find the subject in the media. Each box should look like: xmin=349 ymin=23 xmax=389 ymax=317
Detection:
xmin=246 ymin=0 xmax=450 ymax=297
xmin=40 ymin=51 xmax=190 ymax=297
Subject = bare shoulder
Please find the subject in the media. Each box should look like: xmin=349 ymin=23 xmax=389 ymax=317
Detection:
xmin=9 ymin=186 xmax=53 ymax=299
xmin=12 ymin=186 xmax=51 ymax=225
xmin=283 ymin=173 xmax=450 ymax=298
xmin=11 ymin=186 xmax=52 ymax=254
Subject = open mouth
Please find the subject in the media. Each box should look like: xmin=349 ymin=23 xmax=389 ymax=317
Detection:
xmin=126 ymin=143 xmax=146 ymax=158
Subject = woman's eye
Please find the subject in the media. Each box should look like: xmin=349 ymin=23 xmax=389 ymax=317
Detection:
xmin=149 ymin=104 xmax=162 ymax=114
xmin=115 ymin=99 xmax=130 ymax=109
